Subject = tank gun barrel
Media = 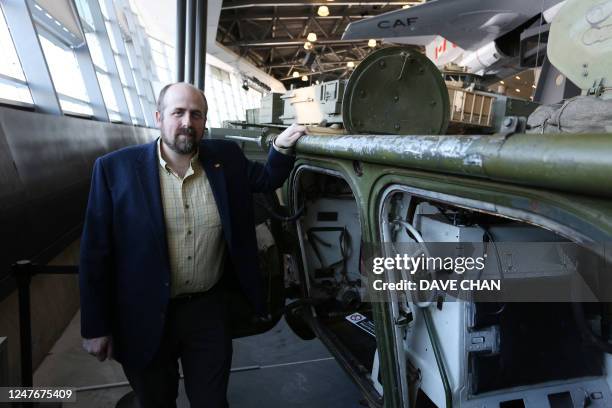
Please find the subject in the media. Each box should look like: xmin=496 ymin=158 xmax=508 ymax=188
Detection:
xmin=295 ymin=133 xmax=612 ymax=198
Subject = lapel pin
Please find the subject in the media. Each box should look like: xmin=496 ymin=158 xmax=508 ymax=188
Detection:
xmin=214 ymin=163 xmax=221 ymax=168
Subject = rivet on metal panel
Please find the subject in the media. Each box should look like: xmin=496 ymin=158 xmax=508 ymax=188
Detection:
xmin=359 ymin=90 xmax=366 ymax=98
xmin=379 ymin=60 xmax=386 ymax=69
xmin=393 ymin=95 xmax=399 ymax=102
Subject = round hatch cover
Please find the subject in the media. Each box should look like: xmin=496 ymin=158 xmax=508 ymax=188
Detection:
xmin=342 ymin=46 xmax=450 ymax=135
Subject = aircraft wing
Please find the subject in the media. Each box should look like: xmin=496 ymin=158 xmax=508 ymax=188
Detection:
xmin=342 ymin=0 xmax=564 ymax=51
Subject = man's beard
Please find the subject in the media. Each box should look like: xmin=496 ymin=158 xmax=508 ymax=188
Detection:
xmin=162 ymin=128 xmax=199 ymax=155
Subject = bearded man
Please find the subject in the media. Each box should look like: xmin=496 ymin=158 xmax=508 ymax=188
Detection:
xmin=79 ymin=82 xmax=305 ymax=407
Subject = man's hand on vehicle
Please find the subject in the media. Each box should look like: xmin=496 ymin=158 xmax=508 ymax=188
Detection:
xmin=83 ymin=336 xmax=113 ymax=361
xmin=274 ymin=123 xmax=307 ymax=148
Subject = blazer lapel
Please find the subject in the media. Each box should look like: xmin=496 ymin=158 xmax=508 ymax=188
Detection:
xmin=135 ymin=141 xmax=169 ymax=261
xmin=199 ymin=141 xmax=232 ymax=243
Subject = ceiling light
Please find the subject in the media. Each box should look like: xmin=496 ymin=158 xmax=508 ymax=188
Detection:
xmin=403 ymin=4 xmax=411 ymax=8
xmin=368 ymin=39 xmax=377 ymax=47
xmin=515 ymin=88 xmax=520 ymax=92
xmin=301 ymin=75 xmax=308 ymax=81
xmin=307 ymin=32 xmax=317 ymax=42
xmin=316 ymin=80 xmax=320 ymax=84
xmin=515 ymin=75 xmax=521 ymax=80
xmin=292 ymin=71 xmax=300 ymax=78
xmin=304 ymin=41 xmax=313 ymax=50
xmin=347 ymin=61 xmax=355 ymax=68
xmin=532 ymin=84 xmax=536 ymax=89
xmin=500 ymin=80 xmax=505 ymax=84
xmin=318 ymin=6 xmax=330 ymax=16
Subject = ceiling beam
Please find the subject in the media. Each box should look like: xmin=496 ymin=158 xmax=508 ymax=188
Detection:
xmin=276 ymin=17 xmax=294 ymax=39
xmin=268 ymin=46 xmax=368 ymax=68
xmin=219 ymin=7 xmax=399 ymax=21
xmin=229 ymin=38 xmax=369 ymax=47
xmin=223 ymin=1 xmax=422 ymax=10
xmin=311 ymin=15 xmax=329 ymax=38
xmin=269 ymin=60 xmax=359 ymax=68
xmin=279 ymin=66 xmax=348 ymax=81
xmin=221 ymin=14 xmax=365 ymax=21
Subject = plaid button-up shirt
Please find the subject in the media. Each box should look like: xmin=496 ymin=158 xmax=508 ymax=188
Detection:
xmin=157 ymin=138 xmax=225 ymax=298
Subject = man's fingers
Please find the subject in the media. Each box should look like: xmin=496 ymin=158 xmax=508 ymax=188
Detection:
xmin=95 ymin=341 xmax=110 ymax=361
xmin=274 ymin=123 xmax=307 ymax=148
xmin=83 ymin=336 xmax=111 ymax=362
xmin=96 ymin=350 xmax=106 ymax=362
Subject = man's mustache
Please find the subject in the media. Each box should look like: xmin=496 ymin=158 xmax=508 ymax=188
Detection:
xmin=177 ymin=127 xmax=195 ymax=136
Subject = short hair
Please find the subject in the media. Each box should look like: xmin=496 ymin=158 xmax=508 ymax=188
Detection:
xmin=156 ymin=82 xmax=208 ymax=115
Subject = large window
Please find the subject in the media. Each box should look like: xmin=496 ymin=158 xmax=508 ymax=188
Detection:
xmin=205 ymin=65 xmax=263 ymax=127
xmin=0 ymin=0 xmax=270 ymax=127
xmin=0 ymin=6 xmax=32 ymax=104
xmin=77 ymin=2 xmax=121 ymax=121
xmin=149 ymin=36 xmax=173 ymax=95
xmin=38 ymin=33 xmax=93 ymax=115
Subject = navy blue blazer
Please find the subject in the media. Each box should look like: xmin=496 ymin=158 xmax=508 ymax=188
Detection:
xmin=79 ymin=139 xmax=295 ymax=368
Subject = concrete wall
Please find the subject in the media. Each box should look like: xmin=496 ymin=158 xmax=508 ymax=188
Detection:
xmin=0 ymin=240 xmax=80 ymax=385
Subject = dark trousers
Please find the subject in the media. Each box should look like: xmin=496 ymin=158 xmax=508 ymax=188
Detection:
xmin=123 ymin=287 xmax=232 ymax=408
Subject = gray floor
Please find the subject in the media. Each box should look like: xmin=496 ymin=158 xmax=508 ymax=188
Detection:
xmin=34 ymin=311 xmax=365 ymax=407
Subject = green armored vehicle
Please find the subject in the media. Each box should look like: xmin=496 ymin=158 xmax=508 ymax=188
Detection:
xmin=216 ymin=1 xmax=612 ymax=406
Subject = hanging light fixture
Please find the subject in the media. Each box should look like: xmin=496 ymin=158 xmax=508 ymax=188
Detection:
xmin=347 ymin=61 xmax=355 ymax=68
xmin=304 ymin=41 xmax=313 ymax=50
xmin=317 ymin=6 xmax=329 ymax=16
xmin=307 ymin=32 xmax=317 ymax=42
xmin=292 ymin=71 xmax=300 ymax=78
xmin=301 ymin=75 xmax=308 ymax=81
xmin=368 ymin=39 xmax=376 ymax=48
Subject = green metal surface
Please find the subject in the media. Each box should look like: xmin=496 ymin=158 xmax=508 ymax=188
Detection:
xmin=342 ymin=46 xmax=450 ymax=135
xmin=295 ymin=133 xmax=612 ymax=198
xmin=290 ymin=154 xmax=612 ymax=408
xmin=548 ymin=0 xmax=612 ymax=94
